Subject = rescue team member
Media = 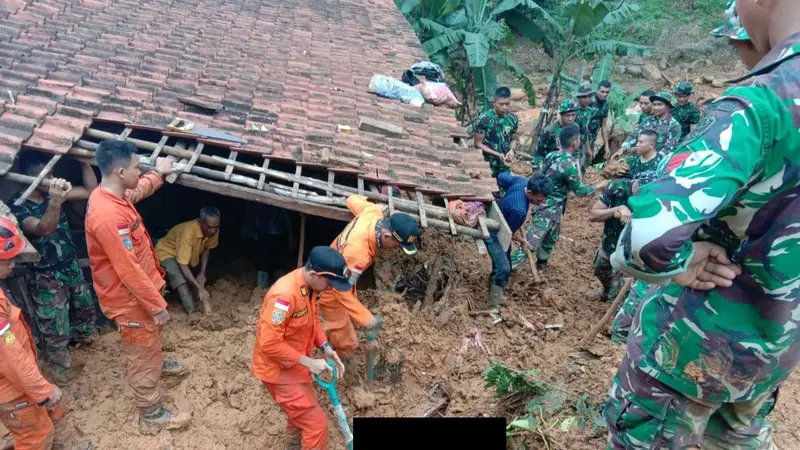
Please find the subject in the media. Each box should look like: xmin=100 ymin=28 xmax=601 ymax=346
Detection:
xmin=0 ymin=218 xmax=63 ymax=450
xmin=319 ymin=195 xmax=420 ymax=377
xmin=9 ymin=151 xmax=98 ymax=383
xmin=473 ymin=87 xmax=520 ymax=178
xmin=155 ymin=206 xmax=220 ymax=314
xmin=252 ymin=246 xmax=349 ymax=450
xmin=85 ymin=140 xmax=190 ymax=431
xmin=604 ymin=0 xmax=797 ymax=446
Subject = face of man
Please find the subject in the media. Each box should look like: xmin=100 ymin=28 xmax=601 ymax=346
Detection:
xmin=731 ymin=38 xmax=764 ymax=69
xmin=525 ymin=191 xmax=546 ymax=205
xmin=578 ymin=96 xmax=591 ymax=108
xmin=596 ymin=87 xmax=610 ymax=101
xmin=307 ymin=272 xmax=334 ymax=292
xmin=200 ymin=216 xmax=220 ymax=238
xmin=561 ymin=111 xmax=577 ymax=126
xmin=635 ymin=136 xmax=656 ymax=154
xmin=493 ymin=97 xmax=511 ymax=116
xmin=119 ymin=156 xmax=141 ymax=190
xmin=639 ymin=97 xmax=653 ymax=114
xmin=676 ymin=94 xmax=690 ymax=106
xmin=736 ymin=0 xmax=772 ymax=55
xmin=652 ymin=100 xmax=669 ymax=118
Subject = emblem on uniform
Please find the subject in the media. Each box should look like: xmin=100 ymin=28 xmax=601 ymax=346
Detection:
xmin=272 ymin=309 xmax=286 ymax=325
xmin=3 ymin=330 xmax=16 ymax=346
xmin=300 ymin=286 xmax=308 ymax=297
xmin=292 ymin=307 xmax=308 ymax=318
xmin=122 ymin=236 xmax=133 ymax=251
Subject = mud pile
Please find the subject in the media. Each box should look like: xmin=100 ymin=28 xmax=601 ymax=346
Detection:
xmin=5 ymin=193 xmax=798 ymax=449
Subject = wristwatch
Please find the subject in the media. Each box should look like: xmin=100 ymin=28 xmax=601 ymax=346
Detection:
xmin=321 ymin=341 xmax=332 ymax=351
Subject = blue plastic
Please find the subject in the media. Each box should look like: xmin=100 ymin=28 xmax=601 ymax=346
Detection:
xmin=314 ymin=361 xmax=353 ymax=450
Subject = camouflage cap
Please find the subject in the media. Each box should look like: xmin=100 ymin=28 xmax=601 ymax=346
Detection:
xmin=710 ymin=0 xmax=750 ymax=41
xmin=649 ymin=90 xmax=675 ymax=107
xmin=575 ymin=81 xmax=594 ymax=98
xmin=559 ymin=99 xmax=577 ymax=113
xmin=672 ymin=81 xmax=693 ymax=96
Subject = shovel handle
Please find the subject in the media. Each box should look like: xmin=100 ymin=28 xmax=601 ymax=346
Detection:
xmin=313 ymin=361 xmax=338 ymax=394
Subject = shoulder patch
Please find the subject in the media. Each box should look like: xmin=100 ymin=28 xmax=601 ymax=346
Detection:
xmin=274 ymin=298 xmax=290 ymax=312
xmin=300 ymin=286 xmax=308 ymax=297
xmin=3 ymin=327 xmax=16 ymax=346
xmin=272 ymin=309 xmax=286 ymax=325
xmin=122 ymin=235 xmax=133 ymax=251
xmin=117 ymin=224 xmax=130 ymax=235
xmin=683 ymin=113 xmax=717 ymax=143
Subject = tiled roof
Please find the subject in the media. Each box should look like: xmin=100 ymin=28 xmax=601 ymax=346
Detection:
xmin=0 ymin=0 xmax=495 ymax=196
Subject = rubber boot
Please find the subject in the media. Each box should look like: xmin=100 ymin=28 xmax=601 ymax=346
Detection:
xmin=342 ymin=357 xmax=362 ymax=385
xmin=162 ymin=360 xmax=188 ymax=378
xmin=284 ymin=431 xmax=302 ymax=450
xmin=53 ymin=364 xmax=74 ymax=386
xmin=536 ymin=260 xmax=548 ymax=277
xmin=176 ymin=284 xmax=196 ymax=313
xmin=139 ymin=404 xmax=191 ymax=433
xmin=257 ymin=271 xmax=269 ymax=289
xmin=489 ymin=285 xmax=504 ymax=325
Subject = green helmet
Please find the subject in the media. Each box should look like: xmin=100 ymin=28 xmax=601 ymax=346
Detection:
xmin=575 ymin=81 xmax=594 ymax=98
xmin=559 ymin=99 xmax=577 ymax=113
xmin=672 ymin=81 xmax=693 ymax=96
xmin=710 ymin=0 xmax=750 ymax=41
xmin=650 ymin=91 xmax=675 ymax=108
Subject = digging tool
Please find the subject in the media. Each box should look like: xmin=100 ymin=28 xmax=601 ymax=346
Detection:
xmin=167 ymin=118 xmax=247 ymax=144
xmin=314 ymin=362 xmax=353 ymax=450
xmin=580 ymin=277 xmax=633 ymax=347
xmin=522 ymin=244 xmax=542 ymax=284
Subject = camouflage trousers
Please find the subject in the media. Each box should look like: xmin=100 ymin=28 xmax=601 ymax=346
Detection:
xmin=604 ymin=357 xmax=778 ymax=450
xmin=611 ymin=279 xmax=650 ymax=345
xmin=510 ymin=208 xmax=561 ymax=270
xmin=29 ymin=259 xmax=96 ymax=368
xmin=593 ymin=248 xmax=625 ymax=301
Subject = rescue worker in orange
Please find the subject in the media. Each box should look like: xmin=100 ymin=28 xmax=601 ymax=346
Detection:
xmin=85 ymin=140 xmax=190 ymax=431
xmin=319 ymin=195 xmax=421 ymax=377
xmin=252 ymin=246 xmax=348 ymax=450
xmin=0 ymin=217 xmax=63 ymax=450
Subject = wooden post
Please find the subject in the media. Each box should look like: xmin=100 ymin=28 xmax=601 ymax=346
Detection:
xmin=165 ymin=142 xmax=192 ymax=184
xmin=292 ymin=166 xmax=302 ymax=198
xmin=326 ymin=171 xmax=335 ymax=198
xmin=147 ymin=135 xmax=169 ymax=163
xmin=442 ymin=198 xmax=457 ymax=235
xmin=387 ymin=186 xmax=395 ymax=214
xmin=357 ymin=177 xmax=364 ymax=195
xmin=580 ymin=278 xmax=633 ymax=347
xmin=257 ymin=158 xmax=270 ymax=190
xmin=224 ymin=151 xmax=238 ymax=180
xmin=416 ymin=191 xmax=428 ymax=228
xmin=13 ymin=154 xmax=62 ymax=206
xmin=296 ymin=214 xmax=306 ymax=268
xmin=117 ymin=127 xmax=132 ymax=140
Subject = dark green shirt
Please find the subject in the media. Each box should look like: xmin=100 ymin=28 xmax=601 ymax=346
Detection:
xmin=599 ymin=180 xmax=632 ymax=255
xmin=672 ymin=102 xmax=702 ymax=139
xmin=9 ymin=192 xmax=76 ymax=270
xmin=473 ymin=109 xmax=519 ymax=176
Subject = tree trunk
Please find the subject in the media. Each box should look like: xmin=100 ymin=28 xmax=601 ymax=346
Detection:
xmin=527 ymin=58 xmax=565 ymax=156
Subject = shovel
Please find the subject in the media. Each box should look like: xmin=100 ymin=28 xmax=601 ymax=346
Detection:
xmin=314 ymin=362 xmax=353 ymax=450
xmin=365 ymin=329 xmax=380 ymax=386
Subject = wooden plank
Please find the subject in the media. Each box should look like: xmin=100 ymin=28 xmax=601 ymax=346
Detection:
xmin=442 ymin=198 xmax=457 ymax=235
xmin=357 ymin=177 xmax=364 ymax=195
xmin=326 ymin=171 xmax=334 ymax=198
xmin=296 ymin=214 xmax=306 ymax=267
xmin=416 ymin=191 xmax=428 ymax=228
xmin=257 ymin=158 xmax=270 ymax=190
xmin=359 ymin=116 xmax=404 ymax=138
xmin=148 ymin=135 xmax=169 ymax=163
xmin=224 ymin=151 xmax=238 ymax=181
xmin=292 ymin=165 xmax=302 ymax=198
xmin=487 ymin=200 xmax=512 ymax=251
xmin=387 ymin=187 xmax=395 ymax=214
xmin=117 ymin=127 xmax=133 ymax=140
xmin=477 ymin=216 xmax=490 ymax=240
xmin=13 ymin=154 xmax=62 ymax=206
xmin=165 ymin=142 xmax=190 ymax=184
xmin=475 ymin=239 xmax=487 ymax=255
xmin=183 ymin=142 xmax=204 ymax=173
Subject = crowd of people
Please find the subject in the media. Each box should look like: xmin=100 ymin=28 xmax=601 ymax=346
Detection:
xmin=474 ymin=0 xmax=800 ymax=447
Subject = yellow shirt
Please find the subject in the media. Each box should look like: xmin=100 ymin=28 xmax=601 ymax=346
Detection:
xmin=155 ymin=220 xmax=219 ymax=267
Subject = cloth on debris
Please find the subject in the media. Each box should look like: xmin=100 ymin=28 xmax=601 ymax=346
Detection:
xmin=447 ymin=200 xmax=486 ymax=228
xmin=380 ymin=186 xmax=401 ymax=198
xmin=368 ymin=75 xmax=424 ymax=107
xmin=401 ymin=61 xmax=446 ymax=86
xmin=415 ymin=81 xmax=461 ymax=108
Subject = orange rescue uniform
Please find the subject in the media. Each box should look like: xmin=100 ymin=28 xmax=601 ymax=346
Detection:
xmin=85 ymin=173 xmax=167 ymax=408
xmin=318 ymin=195 xmax=380 ymax=358
xmin=252 ymin=268 xmax=329 ymax=450
xmin=0 ymin=289 xmax=56 ymax=450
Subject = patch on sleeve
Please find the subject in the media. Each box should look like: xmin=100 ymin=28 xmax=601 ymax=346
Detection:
xmin=274 ymin=298 xmax=290 ymax=312
xmin=272 ymin=310 xmax=286 ymax=325
xmin=2 ymin=322 xmax=16 ymax=346
xmin=352 ymin=265 xmax=364 ymax=275
xmin=122 ymin=236 xmax=133 ymax=251
xmin=117 ymin=224 xmax=130 ymax=235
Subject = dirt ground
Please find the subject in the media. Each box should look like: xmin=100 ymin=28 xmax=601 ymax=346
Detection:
xmin=3 ymin=186 xmax=794 ymax=450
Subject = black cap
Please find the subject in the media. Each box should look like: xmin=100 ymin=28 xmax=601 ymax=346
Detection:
xmin=387 ymin=213 xmax=420 ymax=256
xmin=306 ymin=246 xmax=352 ymax=291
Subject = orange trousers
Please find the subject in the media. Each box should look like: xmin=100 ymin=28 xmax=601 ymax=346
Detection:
xmin=120 ymin=324 xmax=164 ymax=408
xmin=263 ymin=382 xmax=328 ymax=450
xmin=0 ymin=397 xmax=54 ymax=450
xmin=319 ymin=304 xmax=358 ymax=360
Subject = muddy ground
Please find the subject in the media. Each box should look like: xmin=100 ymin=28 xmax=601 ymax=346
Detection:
xmin=7 ymin=190 xmax=800 ymax=449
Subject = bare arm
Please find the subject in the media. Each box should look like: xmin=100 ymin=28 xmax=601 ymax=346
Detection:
xmin=20 ymin=179 xmax=70 ymax=237
xmin=601 ymin=117 xmax=610 ymax=156
xmin=588 ymin=199 xmax=620 ymax=223
xmin=199 ymin=249 xmax=210 ymax=277
xmin=66 ymin=162 xmax=98 ymax=201
xmin=179 ymin=263 xmax=202 ymax=291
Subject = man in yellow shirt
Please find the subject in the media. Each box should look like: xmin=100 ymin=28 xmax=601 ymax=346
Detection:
xmin=155 ymin=207 xmax=220 ymax=313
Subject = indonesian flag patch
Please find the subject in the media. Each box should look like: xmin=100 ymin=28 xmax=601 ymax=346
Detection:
xmin=117 ymin=224 xmax=130 ymax=235
xmin=274 ymin=298 xmax=290 ymax=312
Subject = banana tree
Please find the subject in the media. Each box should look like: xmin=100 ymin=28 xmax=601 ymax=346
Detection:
xmin=396 ymin=0 xmax=539 ymax=123
xmin=500 ymin=0 xmax=651 ymax=155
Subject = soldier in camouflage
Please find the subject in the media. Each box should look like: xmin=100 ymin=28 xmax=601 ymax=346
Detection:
xmin=671 ymin=81 xmax=703 ymax=139
xmin=589 ymin=171 xmax=658 ymax=302
xmin=10 ymin=152 xmax=99 ymax=384
xmin=533 ymin=99 xmax=577 ymax=171
xmin=621 ymin=130 xmax=662 ymax=179
xmin=589 ymin=80 xmax=612 ymax=164
xmin=473 ymin=87 xmax=520 ymax=178
xmin=511 ymin=125 xmax=607 ymax=272
xmin=574 ymin=81 xmax=595 ymax=168
xmin=635 ymin=89 xmax=656 ymax=125
xmin=603 ymin=0 xmax=799 ymax=446
xmin=618 ymin=91 xmax=681 ymax=157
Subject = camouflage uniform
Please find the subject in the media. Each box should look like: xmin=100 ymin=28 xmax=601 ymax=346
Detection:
xmin=623 ymin=153 xmax=662 ymax=180
xmin=621 ymin=114 xmax=682 ymax=156
xmin=533 ymin=100 xmax=578 ymax=170
xmin=511 ymin=149 xmax=596 ymax=269
xmin=593 ymin=180 xmax=632 ymax=301
xmin=610 ymin=279 xmax=654 ymax=345
xmin=473 ymin=109 xmax=519 ymax=177
xmin=602 ymin=25 xmax=800 ymax=449
xmin=588 ymin=95 xmax=610 ymax=161
xmin=672 ymin=80 xmax=703 ymax=140
xmin=9 ymin=192 xmax=95 ymax=369
xmin=575 ymin=82 xmax=595 ymax=167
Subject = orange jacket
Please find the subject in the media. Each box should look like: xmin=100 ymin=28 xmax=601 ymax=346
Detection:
xmin=0 ymin=289 xmax=55 ymax=404
xmin=252 ymin=268 xmax=327 ymax=384
xmin=318 ymin=195 xmax=381 ymax=326
xmin=85 ymin=173 xmax=166 ymax=329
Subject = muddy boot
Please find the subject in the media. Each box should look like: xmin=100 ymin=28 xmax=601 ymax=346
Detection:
xmin=52 ymin=364 xmax=74 ymax=386
xmin=177 ymin=284 xmax=197 ymax=314
xmin=489 ymin=285 xmax=504 ymax=325
xmin=284 ymin=431 xmax=302 ymax=450
xmin=139 ymin=404 xmax=191 ymax=433
xmin=536 ymin=261 xmax=548 ymax=278
xmin=257 ymin=271 xmax=269 ymax=289
xmin=162 ymin=360 xmax=188 ymax=378
xmin=342 ymin=357 xmax=362 ymax=385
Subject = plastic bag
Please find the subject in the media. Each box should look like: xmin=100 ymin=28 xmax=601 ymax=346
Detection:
xmin=367 ymin=75 xmax=424 ymax=107
xmin=416 ymin=81 xmax=461 ymax=108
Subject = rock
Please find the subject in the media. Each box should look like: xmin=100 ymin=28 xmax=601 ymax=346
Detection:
xmin=620 ymin=55 xmax=644 ymax=66
xmin=641 ymin=63 xmax=662 ymax=81
xmin=626 ymin=65 xmax=642 ymax=77
xmin=711 ymin=79 xmax=726 ymax=88
xmin=509 ymin=88 xmax=526 ymax=101
xmin=705 ymin=59 xmax=713 ymax=68
xmin=658 ymin=58 xmax=668 ymax=70
xmin=693 ymin=77 xmax=704 ymax=86
xmin=689 ymin=59 xmax=704 ymax=70
xmin=702 ymin=75 xmax=715 ymax=84
xmin=614 ymin=64 xmax=627 ymax=75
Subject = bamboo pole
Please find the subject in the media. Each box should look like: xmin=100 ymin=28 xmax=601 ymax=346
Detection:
xmin=580 ymin=278 xmax=633 ymax=347
xmin=13 ymin=154 xmax=61 ymax=206
xmin=297 ymin=214 xmax=306 ymax=268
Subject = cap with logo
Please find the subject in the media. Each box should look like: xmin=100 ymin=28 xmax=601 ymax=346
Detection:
xmin=575 ymin=81 xmax=595 ymax=98
xmin=388 ymin=213 xmax=420 ymax=256
xmin=710 ymin=0 xmax=750 ymax=41
xmin=649 ymin=90 xmax=675 ymax=108
xmin=559 ymin=99 xmax=578 ymax=113
xmin=672 ymin=81 xmax=694 ymax=96
xmin=0 ymin=217 xmax=25 ymax=260
xmin=306 ymin=246 xmax=352 ymax=291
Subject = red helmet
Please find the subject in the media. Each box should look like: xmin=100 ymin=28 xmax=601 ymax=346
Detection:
xmin=0 ymin=217 xmax=25 ymax=260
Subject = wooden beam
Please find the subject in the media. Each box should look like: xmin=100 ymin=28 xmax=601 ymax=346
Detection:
xmin=147 ymin=135 xmax=169 ymax=163
xmin=387 ymin=188 xmax=395 ymax=214
xmin=297 ymin=214 xmax=306 ymax=267
xmin=487 ymin=200 xmax=512 ymax=251
xmin=257 ymin=158 xmax=270 ymax=190
xmin=357 ymin=177 xmax=364 ymax=195
xmin=184 ymin=142 xmax=204 ymax=173
xmin=13 ymin=154 xmax=62 ymax=206
xmin=117 ymin=127 xmax=132 ymax=140
xmin=165 ymin=142 xmax=191 ymax=184
xmin=224 ymin=151 xmax=238 ymax=181
xmin=292 ymin=166 xmax=302 ymax=198
xmin=416 ymin=191 xmax=428 ymax=228
xmin=442 ymin=198 xmax=457 ymax=235
xmin=478 ymin=216 xmax=489 ymax=240
xmin=326 ymin=172 xmax=334 ymax=198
